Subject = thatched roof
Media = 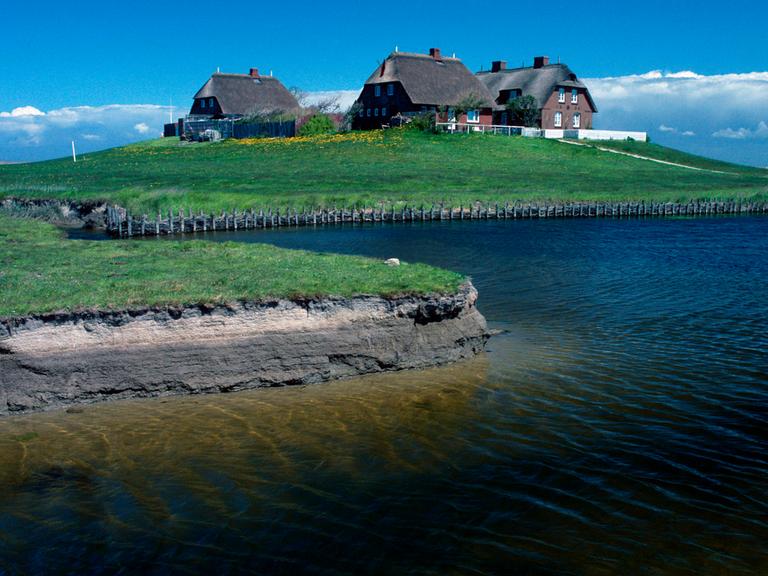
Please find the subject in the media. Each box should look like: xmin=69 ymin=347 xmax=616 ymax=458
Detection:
xmin=477 ymin=64 xmax=597 ymax=111
xmin=193 ymin=73 xmax=300 ymax=116
xmin=363 ymin=52 xmax=496 ymax=108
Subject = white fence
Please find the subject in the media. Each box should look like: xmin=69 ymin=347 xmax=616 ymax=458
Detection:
xmin=436 ymin=123 xmax=647 ymax=142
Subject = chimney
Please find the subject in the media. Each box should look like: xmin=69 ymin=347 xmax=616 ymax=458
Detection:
xmin=249 ymin=68 xmax=260 ymax=77
xmin=491 ymin=60 xmax=507 ymax=73
xmin=533 ymin=56 xmax=550 ymax=69
xmin=429 ymin=48 xmax=442 ymax=60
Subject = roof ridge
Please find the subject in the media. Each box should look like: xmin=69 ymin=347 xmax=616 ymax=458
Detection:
xmin=387 ymin=52 xmax=461 ymax=61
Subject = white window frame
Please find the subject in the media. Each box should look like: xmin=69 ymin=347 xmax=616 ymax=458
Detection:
xmin=573 ymin=112 xmax=581 ymax=128
xmin=571 ymin=89 xmax=578 ymax=104
xmin=447 ymin=107 xmax=456 ymax=122
xmin=554 ymin=111 xmax=563 ymax=128
xmin=466 ymin=109 xmax=480 ymax=124
xmin=558 ymin=88 xmax=566 ymax=103
xmin=209 ymin=98 xmax=214 ymax=108
xmin=374 ymin=108 xmax=379 ymax=117
xmin=374 ymin=85 xmax=381 ymax=97
xmin=381 ymin=106 xmax=387 ymax=117
xmin=387 ymin=83 xmax=394 ymax=96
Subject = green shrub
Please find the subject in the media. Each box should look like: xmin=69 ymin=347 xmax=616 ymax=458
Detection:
xmin=406 ymin=112 xmax=437 ymax=133
xmin=299 ymin=114 xmax=336 ymax=137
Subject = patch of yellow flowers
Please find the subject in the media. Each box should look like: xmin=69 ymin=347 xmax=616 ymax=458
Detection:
xmin=235 ymin=130 xmax=404 ymax=149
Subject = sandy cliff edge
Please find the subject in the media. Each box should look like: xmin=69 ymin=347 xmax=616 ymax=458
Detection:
xmin=0 ymin=283 xmax=489 ymax=415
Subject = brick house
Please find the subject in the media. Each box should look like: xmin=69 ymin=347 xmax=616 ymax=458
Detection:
xmin=353 ymin=48 xmax=496 ymax=130
xmin=477 ymin=57 xmax=597 ymax=130
xmin=189 ymin=68 xmax=300 ymax=119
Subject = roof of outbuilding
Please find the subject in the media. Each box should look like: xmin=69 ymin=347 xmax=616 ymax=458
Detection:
xmin=362 ymin=52 xmax=497 ymax=108
xmin=193 ymin=73 xmax=300 ymax=116
xmin=477 ymin=64 xmax=597 ymax=112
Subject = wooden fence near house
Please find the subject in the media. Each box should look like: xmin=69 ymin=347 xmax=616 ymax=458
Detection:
xmin=105 ymin=201 xmax=768 ymax=238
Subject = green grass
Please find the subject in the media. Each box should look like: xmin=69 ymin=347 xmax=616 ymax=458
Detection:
xmin=1 ymin=130 xmax=765 ymax=215
xmin=0 ymin=215 xmax=463 ymax=318
xmin=582 ymin=139 xmax=767 ymax=174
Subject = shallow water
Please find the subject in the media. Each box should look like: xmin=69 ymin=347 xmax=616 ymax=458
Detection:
xmin=4 ymin=217 xmax=768 ymax=575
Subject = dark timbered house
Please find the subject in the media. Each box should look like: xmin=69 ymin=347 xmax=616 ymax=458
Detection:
xmin=353 ymin=48 xmax=496 ymax=130
xmin=189 ymin=68 xmax=300 ymax=119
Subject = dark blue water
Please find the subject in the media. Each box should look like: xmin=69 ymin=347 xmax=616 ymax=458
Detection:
xmin=2 ymin=217 xmax=767 ymax=575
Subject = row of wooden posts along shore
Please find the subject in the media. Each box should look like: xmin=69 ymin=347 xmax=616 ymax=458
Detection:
xmin=107 ymin=201 xmax=768 ymax=238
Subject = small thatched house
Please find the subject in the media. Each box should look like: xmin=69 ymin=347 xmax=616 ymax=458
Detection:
xmin=353 ymin=48 xmax=496 ymax=130
xmin=189 ymin=68 xmax=300 ymax=119
xmin=477 ymin=57 xmax=597 ymax=129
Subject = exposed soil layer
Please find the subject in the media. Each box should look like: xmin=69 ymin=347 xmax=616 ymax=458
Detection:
xmin=0 ymin=283 xmax=489 ymax=415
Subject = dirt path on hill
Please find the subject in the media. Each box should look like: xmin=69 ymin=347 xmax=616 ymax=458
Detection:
xmin=558 ymin=140 xmax=736 ymax=175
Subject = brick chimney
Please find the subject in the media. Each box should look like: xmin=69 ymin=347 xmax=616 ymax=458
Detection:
xmin=429 ymin=48 xmax=442 ymax=60
xmin=249 ymin=68 xmax=260 ymax=77
xmin=491 ymin=60 xmax=507 ymax=73
xmin=533 ymin=56 xmax=550 ymax=69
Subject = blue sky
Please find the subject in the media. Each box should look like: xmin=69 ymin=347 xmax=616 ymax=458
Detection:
xmin=1 ymin=0 xmax=767 ymax=166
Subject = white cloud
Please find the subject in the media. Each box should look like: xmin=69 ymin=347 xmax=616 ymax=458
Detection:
xmin=0 ymin=103 xmax=171 ymax=161
xmin=584 ymin=70 xmax=768 ymax=165
xmin=712 ymin=121 xmax=768 ymax=140
xmin=0 ymin=106 xmax=45 ymax=118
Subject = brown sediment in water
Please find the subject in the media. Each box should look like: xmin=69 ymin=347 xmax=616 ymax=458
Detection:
xmin=0 ymin=282 xmax=488 ymax=416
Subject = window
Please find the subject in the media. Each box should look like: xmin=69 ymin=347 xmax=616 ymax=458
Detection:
xmin=573 ymin=113 xmax=581 ymax=128
xmin=367 ymin=109 xmax=371 ymax=117
xmin=374 ymin=85 xmax=381 ymax=97
xmin=381 ymin=106 xmax=387 ymax=117
xmin=466 ymin=109 xmax=480 ymax=123
xmin=200 ymin=99 xmax=206 ymax=109
xmin=554 ymin=112 xmax=563 ymax=127
xmin=359 ymin=108 xmax=364 ymax=117
xmin=500 ymin=111 xmax=508 ymax=125
xmin=209 ymin=98 xmax=214 ymax=108
xmin=447 ymin=107 xmax=456 ymax=122
xmin=571 ymin=89 xmax=578 ymax=104
xmin=387 ymin=83 xmax=394 ymax=96
xmin=558 ymin=88 xmax=566 ymax=103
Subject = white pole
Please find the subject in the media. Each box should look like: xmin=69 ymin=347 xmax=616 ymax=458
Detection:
xmin=71 ymin=140 xmax=77 ymax=163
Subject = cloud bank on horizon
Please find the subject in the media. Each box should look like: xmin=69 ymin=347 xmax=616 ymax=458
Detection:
xmin=1 ymin=72 xmax=766 ymax=167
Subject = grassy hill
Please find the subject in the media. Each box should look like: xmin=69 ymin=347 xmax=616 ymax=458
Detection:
xmin=1 ymin=130 xmax=766 ymax=214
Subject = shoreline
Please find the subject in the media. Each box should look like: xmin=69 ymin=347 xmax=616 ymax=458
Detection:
xmin=3 ymin=197 xmax=767 ymax=239
xmin=0 ymin=283 xmax=489 ymax=416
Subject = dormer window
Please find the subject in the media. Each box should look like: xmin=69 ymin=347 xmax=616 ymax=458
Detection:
xmin=558 ymin=88 xmax=566 ymax=103
xmin=200 ymin=99 xmax=206 ymax=109
xmin=374 ymin=85 xmax=381 ymax=97
xmin=209 ymin=98 xmax=214 ymax=108
xmin=571 ymin=89 xmax=578 ymax=104
xmin=387 ymin=83 xmax=394 ymax=96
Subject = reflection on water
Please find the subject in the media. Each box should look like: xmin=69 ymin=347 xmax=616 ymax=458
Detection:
xmin=4 ymin=217 xmax=768 ymax=575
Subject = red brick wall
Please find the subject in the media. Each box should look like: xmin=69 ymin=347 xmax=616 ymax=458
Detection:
xmin=540 ymin=88 xmax=594 ymax=130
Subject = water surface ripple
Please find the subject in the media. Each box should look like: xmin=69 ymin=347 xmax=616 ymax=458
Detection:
xmin=2 ymin=217 xmax=767 ymax=575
